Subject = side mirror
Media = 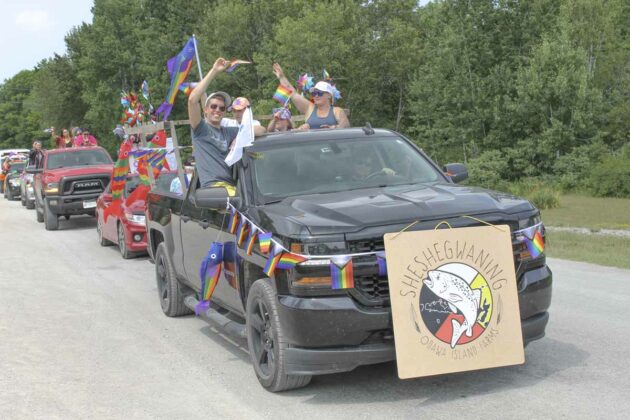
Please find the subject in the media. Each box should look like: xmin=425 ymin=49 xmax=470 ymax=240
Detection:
xmin=26 ymin=167 xmax=43 ymax=174
xmin=443 ymin=163 xmax=468 ymax=184
xmin=195 ymin=187 xmax=239 ymax=209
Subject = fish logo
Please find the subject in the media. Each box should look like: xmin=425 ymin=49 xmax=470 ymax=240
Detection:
xmin=419 ymin=264 xmax=493 ymax=349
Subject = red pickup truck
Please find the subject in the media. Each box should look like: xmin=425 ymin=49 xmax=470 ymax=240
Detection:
xmin=29 ymin=147 xmax=113 ymax=230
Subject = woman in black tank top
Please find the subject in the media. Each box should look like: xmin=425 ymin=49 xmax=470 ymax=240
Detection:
xmin=272 ymin=63 xmax=350 ymax=130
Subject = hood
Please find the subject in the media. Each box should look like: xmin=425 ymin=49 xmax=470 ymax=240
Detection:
xmin=252 ymin=183 xmax=534 ymax=236
xmin=45 ymin=164 xmax=113 ymax=182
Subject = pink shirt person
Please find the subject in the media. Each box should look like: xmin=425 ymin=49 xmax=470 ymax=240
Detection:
xmin=74 ymin=130 xmax=98 ymax=147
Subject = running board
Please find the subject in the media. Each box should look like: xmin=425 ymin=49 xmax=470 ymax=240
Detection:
xmin=183 ymin=295 xmax=247 ymax=340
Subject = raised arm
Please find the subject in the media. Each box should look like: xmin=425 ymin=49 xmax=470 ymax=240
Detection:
xmin=272 ymin=63 xmax=312 ymax=115
xmin=188 ymin=57 xmax=228 ymax=129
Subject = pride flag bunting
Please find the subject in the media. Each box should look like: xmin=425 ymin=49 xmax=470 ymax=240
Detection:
xmin=196 ymin=242 xmax=224 ymax=315
xmin=227 ymin=207 xmax=239 ymax=234
xmin=263 ymin=245 xmax=283 ymax=277
xmin=245 ymin=227 xmax=258 ymax=256
xmin=376 ymin=251 xmax=387 ymax=276
xmin=276 ymin=252 xmax=308 ymax=270
xmin=273 ymin=84 xmax=293 ymax=106
xmin=331 ymin=256 xmax=354 ymax=290
xmin=236 ymin=219 xmax=249 ymax=247
xmin=258 ymin=232 xmax=272 ymax=254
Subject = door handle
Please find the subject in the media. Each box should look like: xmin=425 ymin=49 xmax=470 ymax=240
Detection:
xmin=198 ymin=220 xmax=209 ymax=229
xmin=181 ymin=215 xmax=191 ymax=223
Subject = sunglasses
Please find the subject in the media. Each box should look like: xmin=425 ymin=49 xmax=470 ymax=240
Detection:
xmin=311 ymin=90 xmax=325 ymax=97
xmin=209 ymin=104 xmax=226 ymax=112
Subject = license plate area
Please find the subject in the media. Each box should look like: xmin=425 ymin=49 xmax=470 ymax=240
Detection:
xmin=83 ymin=200 xmax=96 ymax=209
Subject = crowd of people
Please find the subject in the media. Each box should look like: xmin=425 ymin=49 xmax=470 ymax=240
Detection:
xmin=188 ymin=57 xmax=351 ymax=193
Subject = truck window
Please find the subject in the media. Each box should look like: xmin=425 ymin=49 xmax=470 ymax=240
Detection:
xmin=47 ymin=150 xmax=112 ymax=170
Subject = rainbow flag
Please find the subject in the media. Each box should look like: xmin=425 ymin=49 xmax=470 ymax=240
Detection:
xmin=276 ymin=252 xmax=307 ymax=270
xmin=376 ymin=251 xmax=387 ymax=276
xmin=227 ymin=208 xmax=239 ymax=234
xmin=331 ymin=256 xmax=354 ymax=289
xmin=258 ymin=232 xmax=272 ymax=254
xmin=263 ymin=245 xmax=283 ymax=277
xmin=273 ymin=84 xmax=293 ymax=106
xmin=236 ymin=219 xmax=249 ymax=247
xmin=226 ymin=59 xmax=251 ymax=73
xmin=156 ymin=37 xmax=196 ymax=121
xmin=146 ymin=149 xmax=168 ymax=171
xmin=245 ymin=227 xmax=258 ymax=256
xmin=526 ymin=230 xmax=545 ymax=258
xmin=196 ymin=242 xmax=224 ymax=315
xmin=178 ymin=82 xmax=198 ymax=96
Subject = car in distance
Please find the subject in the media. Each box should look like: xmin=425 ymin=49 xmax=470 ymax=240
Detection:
xmin=3 ymin=160 xmax=27 ymax=200
xmin=30 ymin=147 xmax=113 ymax=230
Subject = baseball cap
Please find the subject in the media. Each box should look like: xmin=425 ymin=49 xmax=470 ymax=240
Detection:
xmin=272 ymin=107 xmax=292 ymax=120
xmin=205 ymin=91 xmax=232 ymax=108
xmin=229 ymin=97 xmax=250 ymax=111
xmin=311 ymin=81 xmax=334 ymax=95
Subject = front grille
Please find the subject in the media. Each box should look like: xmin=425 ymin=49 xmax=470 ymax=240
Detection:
xmin=61 ymin=175 xmax=110 ymax=195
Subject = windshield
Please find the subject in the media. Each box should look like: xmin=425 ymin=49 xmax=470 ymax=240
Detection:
xmin=46 ymin=150 xmax=111 ymax=170
xmin=250 ymin=136 xmax=442 ymax=203
xmin=9 ymin=162 xmax=26 ymax=172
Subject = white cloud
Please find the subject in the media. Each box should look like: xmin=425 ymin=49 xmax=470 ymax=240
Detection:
xmin=14 ymin=10 xmax=52 ymax=31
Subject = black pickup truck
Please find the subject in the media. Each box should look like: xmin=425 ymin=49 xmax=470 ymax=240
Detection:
xmin=145 ymin=127 xmax=552 ymax=392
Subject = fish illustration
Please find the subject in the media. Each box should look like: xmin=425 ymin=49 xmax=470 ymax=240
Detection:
xmin=423 ymin=270 xmax=481 ymax=349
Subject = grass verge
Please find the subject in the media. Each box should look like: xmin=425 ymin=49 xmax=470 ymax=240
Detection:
xmin=541 ymin=194 xmax=630 ymax=230
xmin=545 ymin=231 xmax=630 ymax=270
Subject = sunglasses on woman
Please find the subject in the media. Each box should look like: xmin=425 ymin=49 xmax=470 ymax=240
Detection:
xmin=209 ymin=104 xmax=226 ymax=112
xmin=311 ymin=90 xmax=325 ymax=97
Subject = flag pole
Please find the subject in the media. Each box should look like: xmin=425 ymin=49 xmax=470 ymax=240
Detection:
xmin=192 ymin=34 xmax=203 ymax=80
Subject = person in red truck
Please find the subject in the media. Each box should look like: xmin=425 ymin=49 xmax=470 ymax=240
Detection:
xmin=73 ymin=129 xmax=98 ymax=147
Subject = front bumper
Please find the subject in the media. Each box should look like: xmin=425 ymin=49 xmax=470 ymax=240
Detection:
xmin=276 ymin=262 xmax=552 ymax=375
xmin=45 ymin=193 xmax=100 ymax=215
xmin=123 ymin=223 xmax=148 ymax=252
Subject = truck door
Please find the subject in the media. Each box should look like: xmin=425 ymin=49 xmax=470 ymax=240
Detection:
xmin=181 ymin=175 xmax=244 ymax=314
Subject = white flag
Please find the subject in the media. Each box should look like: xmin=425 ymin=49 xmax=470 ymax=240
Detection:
xmin=225 ymin=107 xmax=254 ymax=166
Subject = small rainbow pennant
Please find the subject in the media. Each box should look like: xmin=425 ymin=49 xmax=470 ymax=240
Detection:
xmin=526 ymin=230 xmax=545 ymax=259
xmin=263 ymin=245 xmax=283 ymax=277
xmin=276 ymin=252 xmax=307 ymax=270
xmin=245 ymin=227 xmax=258 ymax=256
xmin=331 ymin=256 xmax=354 ymax=290
xmin=258 ymin=232 xmax=272 ymax=254
xmin=376 ymin=251 xmax=387 ymax=276
xmin=273 ymin=84 xmax=293 ymax=106
xmin=236 ymin=219 xmax=249 ymax=247
xmin=227 ymin=208 xmax=239 ymax=234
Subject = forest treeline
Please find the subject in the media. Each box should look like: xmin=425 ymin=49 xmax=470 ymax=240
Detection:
xmin=1 ymin=0 xmax=629 ymax=196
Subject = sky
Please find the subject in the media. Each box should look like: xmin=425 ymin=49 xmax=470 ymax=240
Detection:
xmin=0 ymin=0 xmax=93 ymax=82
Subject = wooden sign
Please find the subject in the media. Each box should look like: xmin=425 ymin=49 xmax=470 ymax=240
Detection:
xmin=384 ymin=225 xmax=524 ymax=379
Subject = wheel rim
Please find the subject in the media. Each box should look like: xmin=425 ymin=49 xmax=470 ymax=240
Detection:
xmin=118 ymin=224 xmax=126 ymax=256
xmin=156 ymin=254 xmax=169 ymax=308
xmin=248 ymin=297 xmax=275 ymax=378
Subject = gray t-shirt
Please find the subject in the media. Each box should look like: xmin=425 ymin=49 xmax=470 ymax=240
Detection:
xmin=192 ymin=120 xmax=239 ymax=187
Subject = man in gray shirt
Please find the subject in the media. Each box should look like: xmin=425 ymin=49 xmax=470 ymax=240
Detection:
xmin=188 ymin=58 xmax=239 ymax=192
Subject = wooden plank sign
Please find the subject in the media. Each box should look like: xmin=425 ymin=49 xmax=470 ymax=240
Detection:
xmin=384 ymin=225 xmax=524 ymax=379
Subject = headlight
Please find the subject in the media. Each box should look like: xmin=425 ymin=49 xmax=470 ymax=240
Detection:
xmin=125 ymin=212 xmax=146 ymax=225
xmin=44 ymin=182 xmax=59 ymax=194
xmin=514 ymin=216 xmax=545 ymax=261
xmin=518 ymin=213 xmax=541 ymax=230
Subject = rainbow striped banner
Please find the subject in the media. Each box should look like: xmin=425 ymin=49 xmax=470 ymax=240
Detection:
xmin=227 ymin=208 xmax=239 ymax=234
xmin=263 ymin=245 xmax=283 ymax=277
xmin=245 ymin=227 xmax=258 ymax=256
xmin=526 ymin=230 xmax=545 ymax=258
xmin=376 ymin=251 xmax=387 ymax=276
xmin=178 ymin=82 xmax=198 ymax=96
xmin=331 ymin=256 xmax=354 ymax=290
xmin=226 ymin=59 xmax=251 ymax=73
xmin=276 ymin=252 xmax=307 ymax=270
xmin=196 ymin=242 xmax=224 ymax=315
xmin=236 ymin=219 xmax=249 ymax=247
xmin=273 ymin=84 xmax=293 ymax=106
xmin=258 ymin=232 xmax=272 ymax=254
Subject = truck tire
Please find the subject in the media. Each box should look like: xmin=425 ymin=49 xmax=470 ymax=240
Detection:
xmin=43 ymin=199 xmax=59 ymax=231
xmin=35 ymin=198 xmax=44 ymax=222
xmin=27 ymin=198 xmax=35 ymax=210
xmin=246 ymin=279 xmax=312 ymax=392
xmin=6 ymin=187 xmax=13 ymax=201
xmin=118 ymin=223 xmax=134 ymax=259
xmin=21 ymin=189 xmax=26 ymax=206
xmin=155 ymin=242 xmax=190 ymax=317
xmin=97 ymin=218 xmax=113 ymax=246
